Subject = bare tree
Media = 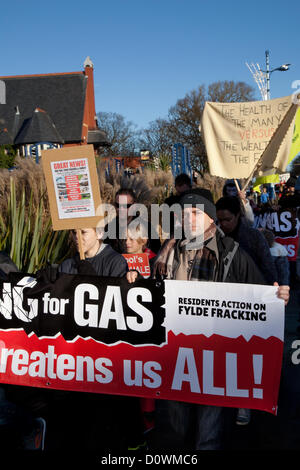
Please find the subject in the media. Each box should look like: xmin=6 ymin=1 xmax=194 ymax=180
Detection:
xmin=207 ymin=80 xmax=255 ymax=103
xmin=97 ymin=112 xmax=139 ymax=156
xmin=141 ymin=81 xmax=256 ymax=174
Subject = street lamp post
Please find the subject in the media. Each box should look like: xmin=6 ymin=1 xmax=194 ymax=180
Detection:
xmin=265 ymin=50 xmax=271 ymax=100
xmin=246 ymin=50 xmax=291 ymax=100
xmin=263 ymin=50 xmax=291 ymax=100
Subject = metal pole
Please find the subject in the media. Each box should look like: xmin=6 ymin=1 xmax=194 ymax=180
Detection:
xmin=265 ymin=50 xmax=270 ymax=100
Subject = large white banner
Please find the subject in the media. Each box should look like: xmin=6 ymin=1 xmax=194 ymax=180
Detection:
xmin=201 ymin=95 xmax=298 ymax=179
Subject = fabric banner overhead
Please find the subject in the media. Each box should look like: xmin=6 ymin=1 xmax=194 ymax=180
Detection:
xmin=0 ymin=273 xmax=285 ymax=414
xmin=253 ymin=107 xmax=300 ymax=189
xmin=201 ymin=95 xmax=298 ymax=179
xmin=253 ymin=207 xmax=299 ymax=261
xmin=287 ymin=106 xmax=300 ymax=165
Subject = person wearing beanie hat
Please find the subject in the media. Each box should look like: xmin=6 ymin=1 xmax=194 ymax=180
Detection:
xmin=179 ymin=188 xmax=217 ymax=221
xmin=144 ymin=187 xmax=290 ymax=450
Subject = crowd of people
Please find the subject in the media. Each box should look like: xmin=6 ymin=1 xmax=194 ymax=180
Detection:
xmin=0 ymin=172 xmax=292 ymax=452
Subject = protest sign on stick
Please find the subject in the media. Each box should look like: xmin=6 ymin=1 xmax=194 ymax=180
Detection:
xmin=41 ymin=145 xmax=103 ymax=259
xmin=201 ymin=95 xmax=299 ymax=187
xmin=41 ymin=145 xmax=102 ymax=231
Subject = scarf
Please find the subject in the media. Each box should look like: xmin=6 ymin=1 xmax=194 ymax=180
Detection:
xmin=165 ymin=224 xmax=219 ymax=281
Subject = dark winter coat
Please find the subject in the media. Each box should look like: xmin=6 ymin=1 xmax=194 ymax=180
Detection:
xmin=169 ymin=231 xmax=267 ymax=285
xmin=229 ymin=219 xmax=277 ymax=284
xmin=58 ymin=244 xmax=128 ymax=277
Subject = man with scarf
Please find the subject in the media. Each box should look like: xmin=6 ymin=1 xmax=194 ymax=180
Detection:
xmin=148 ymin=188 xmax=289 ymax=450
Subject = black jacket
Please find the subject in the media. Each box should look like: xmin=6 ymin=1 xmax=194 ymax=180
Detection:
xmin=0 ymin=251 xmax=18 ymax=280
xmin=59 ymin=244 xmax=128 ymax=277
xmin=229 ymin=219 xmax=277 ymax=284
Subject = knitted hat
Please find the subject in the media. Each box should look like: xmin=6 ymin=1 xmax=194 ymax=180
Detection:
xmin=179 ymin=189 xmax=216 ymax=221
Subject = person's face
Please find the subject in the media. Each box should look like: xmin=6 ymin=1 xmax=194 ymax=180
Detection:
xmin=125 ymin=236 xmax=147 ymax=254
xmin=216 ymin=210 xmax=239 ymax=235
xmin=183 ymin=207 xmax=213 ymax=238
xmin=72 ymin=228 xmax=100 ymax=257
xmin=175 ymin=183 xmax=190 ymax=195
xmin=225 ymin=185 xmax=237 ymax=197
xmin=115 ymin=194 xmax=134 ymax=219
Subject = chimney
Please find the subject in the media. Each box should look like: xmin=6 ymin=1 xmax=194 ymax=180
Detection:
xmin=83 ymin=56 xmax=97 ymax=130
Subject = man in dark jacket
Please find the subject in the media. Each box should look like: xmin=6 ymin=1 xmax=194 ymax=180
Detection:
xmin=146 ymin=188 xmax=289 ymax=450
xmin=215 ymin=196 xmax=278 ymax=285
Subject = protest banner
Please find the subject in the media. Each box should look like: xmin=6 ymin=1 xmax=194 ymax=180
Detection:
xmin=41 ymin=145 xmax=102 ymax=229
xmin=252 ymin=107 xmax=300 ymax=190
xmin=41 ymin=145 xmax=103 ymax=259
xmin=123 ymin=253 xmax=151 ymax=278
xmin=254 ymin=207 xmax=300 ymax=261
xmin=201 ymin=95 xmax=298 ymax=182
xmin=0 ymin=273 xmax=284 ymax=414
xmin=287 ymin=106 xmax=300 ymax=166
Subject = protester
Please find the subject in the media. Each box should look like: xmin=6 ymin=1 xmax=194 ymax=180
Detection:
xmin=40 ymin=227 xmax=145 ymax=452
xmin=216 ymin=196 xmax=284 ymax=425
xmin=0 ymin=251 xmax=18 ymax=280
xmin=129 ymin=188 xmax=289 ymax=450
xmin=276 ymin=177 xmax=300 ymax=284
xmin=216 ymin=196 xmax=278 ymax=286
xmin=277 ymin=183 xmax=285 ymax=200
xmin=260 ymin=186 xmax=270 ymax=206
xmin=260 ymin=228 xmax=290 ymax=286
xmin=104 ymin=187 xmax=161 ymax=255
xmin=164 ymin=173 xmax=192 ymax=207
xmin=122 ymin=221 xmax=156 ymax=444
xmin=163 ymin=173 xmax=192 ymax=238
xmin=59 ymin=227 xmax=128 ymax=277
xmin=0 ymin=252 xmax=46 ymax=450
xmin=222 ymin=179 xmax=254 ymax=224
xmin=124 ymin=221 xmax=156 ymax=261
xmin=278 ymin=175 xmax=300 ymax=209
xmin=247 ymin=186 xmax=259 ymax=209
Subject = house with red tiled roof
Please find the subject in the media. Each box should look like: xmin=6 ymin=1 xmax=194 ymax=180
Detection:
xmin=0 ymin=57 xmax=110 ymax=160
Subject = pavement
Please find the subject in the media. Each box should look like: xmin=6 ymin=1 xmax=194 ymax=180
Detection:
xmin=148 ymin=286 xmax=300 ymax=453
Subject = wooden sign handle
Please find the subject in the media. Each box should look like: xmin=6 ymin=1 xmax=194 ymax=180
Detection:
xmin=76 ymin=229 xmax=85 ymax=260
xmin=234 ymin=179 xmax=240 ymax=192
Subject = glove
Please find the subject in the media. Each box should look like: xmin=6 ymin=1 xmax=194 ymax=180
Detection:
xmin=75 ymin=259 xmax=97 ymax=276
xmin=35 ymin=263 xmax=59 ymax=284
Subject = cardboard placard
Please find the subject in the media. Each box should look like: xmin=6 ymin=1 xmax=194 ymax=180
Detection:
xmin=41 ymin=145 xmax=102 ymax=231
xmin=123 ymin=253 xmax=151 ymax=278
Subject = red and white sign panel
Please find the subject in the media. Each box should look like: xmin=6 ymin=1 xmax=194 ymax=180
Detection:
xmin=0 ymin=276 xmax=284 ymax=415
xmin=123 ymin=253 xmax=151 ymax=278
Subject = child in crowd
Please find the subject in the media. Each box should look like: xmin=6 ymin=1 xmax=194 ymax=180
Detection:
xmin=123 ymin=221 xmax=157 ymax=442
xmin=125 ymin=222 xmax=156 ymax=261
